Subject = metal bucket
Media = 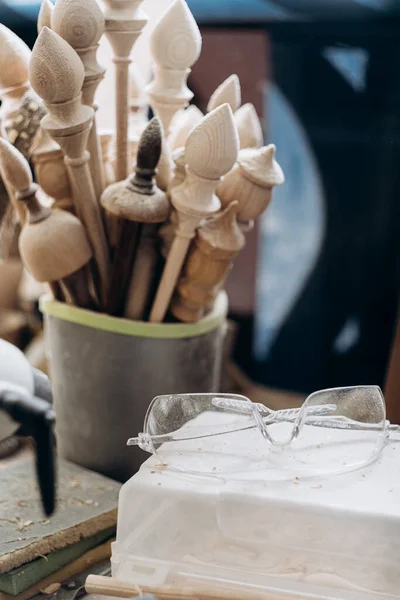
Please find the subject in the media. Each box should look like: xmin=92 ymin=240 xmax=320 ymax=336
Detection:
xmin=40 ymin=293 xmax=228 ymax=481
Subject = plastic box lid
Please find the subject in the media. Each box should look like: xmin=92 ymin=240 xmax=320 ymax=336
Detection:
xmin=112 ymin=428 xmax=400 ymax=599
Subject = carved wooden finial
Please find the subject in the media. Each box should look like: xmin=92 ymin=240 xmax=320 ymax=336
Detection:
xmin=184 ymin=102 xmax=239 ymax=184
xmin=149 ymin=104 xmax=239 ymax=323
xmin=146 ymin=0 xmax=202 ymax=136
xmin=171 ymin=201 xmax=245 ymax=322
xmin=38 ymin=0 xmax=53 ymax=34
xmin=30 ymin=27 xmax=84 ymax=105
xmin=0 ymin=25 xmax=31 ymax=96
xmin=169 ymin=104 xmax=203 ymax=151
xmin=234 ymin=102 xmax=263 ymax=149
xmin=217 ymin=144 xmax=284 ymax=229
xmin=207 ymin=74 xmax=241 ymax=114
xmin=30 ymin=27 xmax=110 ymax=306
xmin=102 ymin=117 xmax=170 ymax=315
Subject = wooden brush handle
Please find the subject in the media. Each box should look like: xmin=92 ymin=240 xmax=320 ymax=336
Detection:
xmin=106 ymin=219 xmax=141 ymax=316
xmin=85 ymin=575 xmax=270 ymax=600
xmin=61 ymin=266 xmax=96 ymax=310
xmin=65 ymin=153 xmax=110 ymax=306
xmin=114 ymin=58 xmax=131 ymax=182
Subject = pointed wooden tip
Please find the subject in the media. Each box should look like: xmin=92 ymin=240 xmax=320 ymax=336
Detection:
xmin=136 ymin=117 xmax=163 ymax=172
xmin=38 ymin=0 xmax=53 ymax=34
xmin=30 ymin=27 xmax=85 ymax=104
xmin=235 ymin=103 xmax=264 ymax=149
xmin=52 ymin=0 xmax=105 ymax=49
xmin=0 ymin=138 xmax=32 ymax=191
xmin=200 ymin=200 xmax=245 ymax=253
xmin=170 ymin=105 xmax=204 ymax=150
xmin=0 ymin=25 xmax=31 ymax=93
xmin=207 ymin=74 xmax=241 ymax=114
xmin=151 ymin=0 xmax=202 ymax=70
xmin=185 ymin=103 xmax=239 ymax=180
xmin=240 ymin=144 xmax=285 ymax=187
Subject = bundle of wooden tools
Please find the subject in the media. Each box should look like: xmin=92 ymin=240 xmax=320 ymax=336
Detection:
xmin=0 ymin=0 xmax=284 ymax=324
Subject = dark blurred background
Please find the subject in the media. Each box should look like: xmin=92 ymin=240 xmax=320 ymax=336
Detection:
xmin=1 ymin=0 xmax=400 ymax=410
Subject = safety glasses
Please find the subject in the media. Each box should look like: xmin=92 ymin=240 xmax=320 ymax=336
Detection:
xmin=128 ymin=387 xmax=396 ymax=480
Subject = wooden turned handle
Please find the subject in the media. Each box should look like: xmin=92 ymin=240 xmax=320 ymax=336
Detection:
xmin=85 ymin=574 xmax=271 ymax=600
xmin=114 ymin=58 xmax=131 ymax=182
xmin=149 ymin=233 xmax=192 ymax=323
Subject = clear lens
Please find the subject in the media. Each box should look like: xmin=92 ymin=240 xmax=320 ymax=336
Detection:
xmin=142 ymin=393 xmax=270 ymax=474
xmin=263 ymin=386 xmax=388 ymax=477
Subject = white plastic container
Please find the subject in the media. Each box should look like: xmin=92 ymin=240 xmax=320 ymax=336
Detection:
xmin=112 ymin=431 xmax=400 ymax=599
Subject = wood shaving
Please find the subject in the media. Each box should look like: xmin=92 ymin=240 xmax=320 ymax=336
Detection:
xmin=40 ymin=583 xmax=61 ymax=595
xmin=69 ymin=477 xmax=82 ymax=489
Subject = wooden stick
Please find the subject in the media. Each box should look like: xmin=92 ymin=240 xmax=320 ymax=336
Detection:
xmin=0 ymin=138 xmax=94 ymax=308
xmin=149 ymin=103 xmax=239 ymax=323
xmin=171 ymin=201 xmax=245 ymax=322
xmin=101 ymin=117 xmax=169 ymax=316
xmin=30 ymin=27 xmax=110 ymax=306
xmin=103 ymin=0 xmax=148 ymax=182
xmin=52 ymin=0 xmax=107 ymax=205
xmin=85 ymin=574 xmax=273 ymax=600
xmin=146 ymin=0 xmax=202 ymax=137
xmin=207 ymin=74 xmax=241 ymax=114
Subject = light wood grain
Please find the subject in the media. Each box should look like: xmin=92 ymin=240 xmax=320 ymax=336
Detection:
xmin=32 ymin=131 xmax=74 ymax=214
xmin=169 ymin=104 xmax=203 ymax=150
xmin=149 ymin=103 xmax=238 ymax=322
xmin=207 ymin=74 xmax=241 ymax=114
xmin=171 ymin=201 xmax=244 ymax=322
xmin=30 ymin=27 xmax=110 ymax=306
xmin=216 ymin=144 xmax=284 ymax=230
xmin=146 ymin=0 xmax=202 ymax=136
xmin=235 ymin=103 xmax=264 ymax=149
xmin=37 ymin=0 xmax=53 ymax=34
xmin=85 ymin=574 xmax=283 ymax=600
xmin=103 ymin=0 xmax=148 ymax=182
xmin=52 ymin=0 xmax=107 ymax=204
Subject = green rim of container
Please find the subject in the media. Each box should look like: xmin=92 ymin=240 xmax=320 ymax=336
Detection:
xmin=39 ymin=292 xmax=228 ymax=339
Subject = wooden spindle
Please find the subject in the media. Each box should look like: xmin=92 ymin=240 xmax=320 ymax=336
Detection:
xmin=103 ymin=0 xmax=148 ymax=182
xmin=149 ymin=103 xmax=239 ymax=323
xmin=30 ymin=27 xmax=110 ymax=306
xmin=0 ymin=138 xmax=94 ymax=308
xmin=101 ymin=117 xmax=170 ymax=316
xmin=52 ymin=0 xmax=107 ymax=204
xmin=146 ymin=0 xmax=202 ymax=137
xmin=171 ymin=201 xmax=245 ymax=322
